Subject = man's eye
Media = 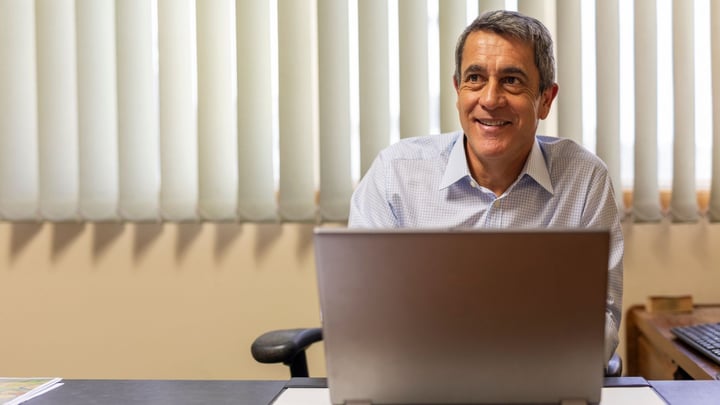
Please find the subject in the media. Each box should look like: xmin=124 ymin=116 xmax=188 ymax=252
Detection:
xmin=467 ymin=74 xmax=480 ymax=82
xmin=502 ymin=76 xmax=524 ymax=88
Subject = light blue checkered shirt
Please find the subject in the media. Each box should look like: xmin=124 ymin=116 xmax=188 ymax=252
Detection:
xmin=349 ymin=131 xmax=623 ymax=362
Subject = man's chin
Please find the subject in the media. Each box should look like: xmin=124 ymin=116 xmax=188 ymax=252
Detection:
xmin=470 ymin=144 xmax=511 ymax=160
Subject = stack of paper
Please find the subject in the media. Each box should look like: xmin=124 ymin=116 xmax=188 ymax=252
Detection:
xmin=0 ymin=377 xmax=63 ymax=405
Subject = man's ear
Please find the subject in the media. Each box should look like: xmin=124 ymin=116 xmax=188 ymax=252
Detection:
xmin=538 ymin=83 xmax=559 ymax=120
xmin=453 ymin=75 xmax=459 ymax=93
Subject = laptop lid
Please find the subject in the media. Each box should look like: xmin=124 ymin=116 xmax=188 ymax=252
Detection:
xmin=314 ymin=228 xmax=609 ymax=405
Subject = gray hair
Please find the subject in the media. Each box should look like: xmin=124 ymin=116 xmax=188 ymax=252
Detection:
xmin=454 ymin=10 xmax=556 ymax=93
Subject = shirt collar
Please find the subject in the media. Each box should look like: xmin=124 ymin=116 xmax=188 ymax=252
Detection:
xmin=439 ymin=134 xmax=554 ymax=195
xmin=522 ymin=138 xmax=554 ymax=194
xmin=439 ymin=133 xmax=469 ymax=189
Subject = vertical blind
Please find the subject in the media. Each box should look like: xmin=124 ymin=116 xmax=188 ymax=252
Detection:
xmin=633 ymin=0 xmax=661 ymax=221
xmin=0 ymin=0 xmax=718 ymax=223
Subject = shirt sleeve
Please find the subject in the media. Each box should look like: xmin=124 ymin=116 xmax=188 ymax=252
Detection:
xmin=581 ymin=167 xmax=624 ymax=364
xmin=348 ymin=153 xmax=398 ymax=228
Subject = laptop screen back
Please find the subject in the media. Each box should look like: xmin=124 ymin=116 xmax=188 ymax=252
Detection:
xmin=314 ymin=228 xmax=609 ymax=405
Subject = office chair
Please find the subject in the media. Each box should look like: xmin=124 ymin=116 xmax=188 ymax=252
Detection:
xmin=251 ymin=327 xmax=623 ymax=378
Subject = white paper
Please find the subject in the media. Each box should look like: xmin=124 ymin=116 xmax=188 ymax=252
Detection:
xmin=601 ymin=386 xmax=668 ymax=405
xmin=272 ymin=388 xmax=332 ymax=405
xmin=0 ymin=377 xmax=63 ymax=405
xmin=272 ymin=386 xmax=668 ymax=405
xmin=8 ymin=382 xmax=64 ymax=405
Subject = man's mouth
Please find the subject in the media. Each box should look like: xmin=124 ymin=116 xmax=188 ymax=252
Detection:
xmin=476 ymin=118 xmax=510 ymax=127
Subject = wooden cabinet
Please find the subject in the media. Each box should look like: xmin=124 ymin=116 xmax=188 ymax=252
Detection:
xmin=626 ymin=305 xmax=720 ymax=380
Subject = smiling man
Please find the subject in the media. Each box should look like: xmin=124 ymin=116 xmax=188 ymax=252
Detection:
xmin=348 ymin=10 xmax=623 ymax=367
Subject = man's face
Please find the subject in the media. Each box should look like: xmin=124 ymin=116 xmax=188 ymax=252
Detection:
xmin=454 ymin=30 xmax=558 ymax=174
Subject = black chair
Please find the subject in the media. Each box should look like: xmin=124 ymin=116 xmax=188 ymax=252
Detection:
xmin=251 ymin=327 xmax=623 ymax=378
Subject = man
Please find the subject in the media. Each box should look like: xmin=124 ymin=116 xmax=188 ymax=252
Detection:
xmin=348 ymin=10 xmax=623 ymax=365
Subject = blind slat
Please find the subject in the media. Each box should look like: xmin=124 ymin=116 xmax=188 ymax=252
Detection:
xmin=77 ymin=0 xmax=119 ymax=221
xmin=278 ymin=0 xmax=318 ymax=221
xmin=36 ymin=0 xmax=79 ymax=221
xmin=0 ymin=0 xmax=38 ymax=221
xmin=197 ymin=0 xmax=238 ymax=221
xmin=633 ymin=0 xmax=661 ymax=221
xmin=358 ymin=0 xmax=393 ymax=175
xmin=438 ymin=0 xmax=466 ymax=133
xmin=595 ymin=0 xmax=623 ymax=211
xmin=398 ymin=0 xmax=430 ymax=139
xmin=711 ymin=0 xmax=720 ymax=221
xmin=158 ymin=0 xmax=198 ymax=221
xmin=478 ymin=0 xmax=506 ymax=14
xmin=116 ymin=0 xmax=159 ymax=221
xmin=556 ymin=0 xmax=582 ymax=145
xmin=670 ymin=0 xmax=698 ymax=222
xmin=236 ymin=0 xmax=277 ymax=221
xmin=318 ymin=0 xmax=353 ymax=221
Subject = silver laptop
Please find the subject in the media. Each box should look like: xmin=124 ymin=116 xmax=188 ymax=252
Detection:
xmin=314 ymin=228 xmax=609 ymax=405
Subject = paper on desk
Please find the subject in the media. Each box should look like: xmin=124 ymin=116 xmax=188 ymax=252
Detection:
xmin=273 ymin=387 xmax=667 ymax=405
xmin=601 ymin=386 xmax=667 ymax=405
xmin=0 ymin=377 xmax=63 ymax=405
xmin=273 ymin=388 xmax=331 ymax=405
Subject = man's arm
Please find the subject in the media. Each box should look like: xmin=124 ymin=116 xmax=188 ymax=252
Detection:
xmin=348 ymin=154 xmax=397 ymax=228
xmin=582 ymin=169 xmax=624 ymax=363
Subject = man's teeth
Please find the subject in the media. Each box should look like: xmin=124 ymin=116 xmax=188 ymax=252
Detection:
xmin=478 ymin=119 xmax=506 ymax=126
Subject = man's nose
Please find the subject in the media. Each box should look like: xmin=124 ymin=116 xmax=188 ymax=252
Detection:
xmin=479 ymin=81 xmax=506 ymax=110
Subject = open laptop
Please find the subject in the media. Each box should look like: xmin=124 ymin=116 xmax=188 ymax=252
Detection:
xmin=314 ymin=228 xmax=610 ymax=405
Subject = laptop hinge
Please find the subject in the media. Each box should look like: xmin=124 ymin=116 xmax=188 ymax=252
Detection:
xmin=344 ymin=400 xmax=372 ymax=405
xmin=560 ymin=399 xmax=588 ymax=405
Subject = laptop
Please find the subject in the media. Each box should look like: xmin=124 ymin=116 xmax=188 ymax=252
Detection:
xmin=314 ymin=228 xmax=610 ymax=405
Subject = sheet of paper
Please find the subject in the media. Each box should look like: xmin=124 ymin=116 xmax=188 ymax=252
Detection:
xmin=272 ymin=388 xmax=332 ymax=405
xmin=273 ymin=386 xmax=667 ymax=405
xmin=601 ymin=386 xmax=667 ymax=405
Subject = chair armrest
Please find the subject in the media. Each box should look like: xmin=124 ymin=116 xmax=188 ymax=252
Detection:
xmin=251 ymin=328 xmax=323 ymax=365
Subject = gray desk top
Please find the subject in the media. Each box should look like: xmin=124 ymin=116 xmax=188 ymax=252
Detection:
xmin=29 ymin=379 xmax=287 ymax=405
xmin=651 ymin=380 xmax=720 ymax=405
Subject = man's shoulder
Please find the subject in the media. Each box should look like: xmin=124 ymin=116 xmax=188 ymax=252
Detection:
xmin=536 ymin=135 xmax=608 ymax=170
xmin=379 ymin=131 xmax=462 ymax=161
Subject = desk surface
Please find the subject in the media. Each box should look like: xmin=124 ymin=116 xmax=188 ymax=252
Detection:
xmin=626 ymin=304 xmax=720 ymax=380
xmin=651 ymin=380 xmax=720 ymax=405
xmin=23 ymin=377 xmax=720 ymax=405
xmin=29 ymin=380 xmax=287 ymax=405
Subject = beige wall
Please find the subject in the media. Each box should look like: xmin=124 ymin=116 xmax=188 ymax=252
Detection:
xmin=1 ymin=220 xmax=719 ymax=380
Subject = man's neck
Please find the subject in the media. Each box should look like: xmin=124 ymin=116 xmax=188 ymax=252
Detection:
xmin=471 ymin=162 xmax=524 ymax=196
xmin=466 ymin=144 xmax=531 ymax=197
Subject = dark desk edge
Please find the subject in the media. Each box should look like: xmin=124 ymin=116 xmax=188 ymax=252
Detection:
xmin=285 ymin=377 xmax=328 ymax=388
xmin=603 ymin=376 xmax=650 ymax=387
xmin=284 ymin=376 xmax=650 ymax=389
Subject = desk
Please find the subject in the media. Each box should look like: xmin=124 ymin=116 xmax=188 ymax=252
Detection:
xmin=29 ymin=380 xmax=286 ymax=405
xmin=626 ymin=304 xmax=720 ymax=380
xmin=23 ymin=377 xmax=720 ymax=405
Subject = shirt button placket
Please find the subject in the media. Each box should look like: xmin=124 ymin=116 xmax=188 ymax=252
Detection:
xmin=489 ymin=198 xmax=503 ymax=228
